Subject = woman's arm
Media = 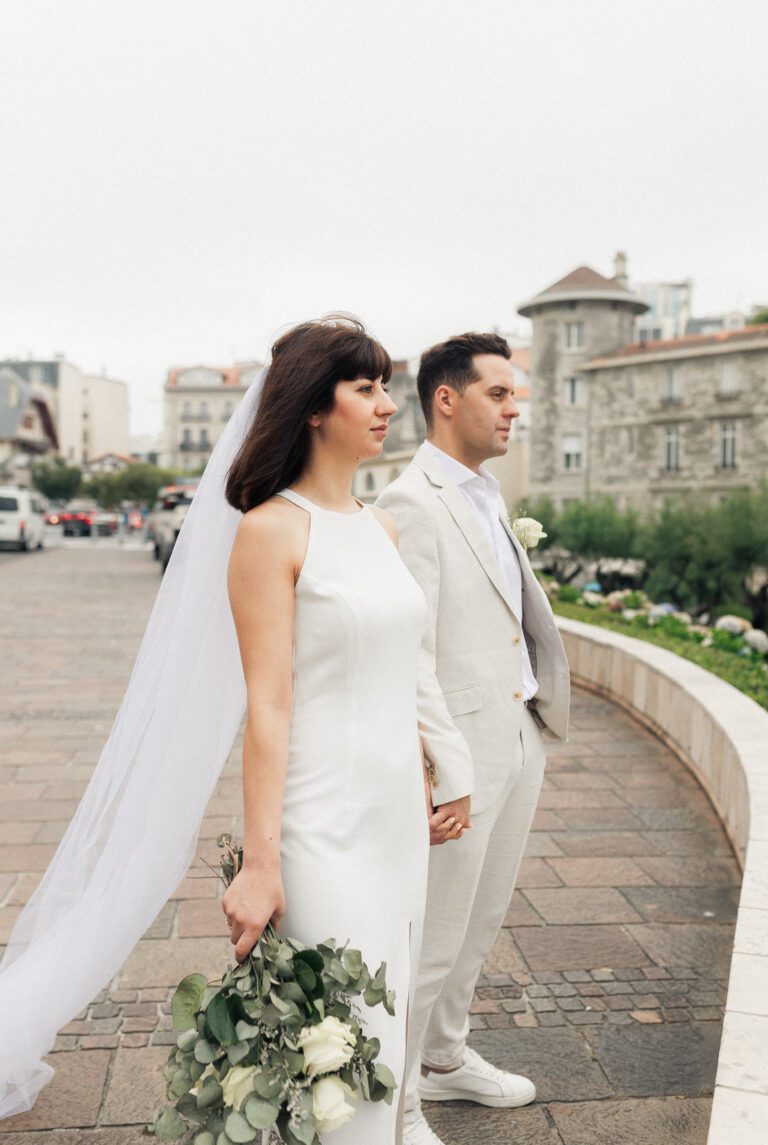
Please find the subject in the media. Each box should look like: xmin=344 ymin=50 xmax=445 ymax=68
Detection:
xmin=222 ymin=502 xmax=305 ymax=962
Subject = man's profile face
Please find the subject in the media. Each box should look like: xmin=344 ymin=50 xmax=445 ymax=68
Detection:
xmin=452 ymin=353 xmax=519 ymax=462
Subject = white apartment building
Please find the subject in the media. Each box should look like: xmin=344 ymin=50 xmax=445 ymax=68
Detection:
xmin=162 ymin=362 xmax=262 ymax=471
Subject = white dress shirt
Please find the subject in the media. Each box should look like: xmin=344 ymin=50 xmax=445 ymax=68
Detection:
xmin=423 ymin=440 xmax=539 ymax=701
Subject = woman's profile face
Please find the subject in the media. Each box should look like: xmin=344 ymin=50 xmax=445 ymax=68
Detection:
xmin=312 ymin=376 xmax=397 ymax=460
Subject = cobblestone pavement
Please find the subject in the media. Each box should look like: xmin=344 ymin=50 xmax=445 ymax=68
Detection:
xmin=0 ymin=547 xmax=740 ymax=1143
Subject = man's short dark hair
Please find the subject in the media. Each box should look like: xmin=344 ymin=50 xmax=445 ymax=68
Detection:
xmin=417 ymin=332 xmax=512 ymax=428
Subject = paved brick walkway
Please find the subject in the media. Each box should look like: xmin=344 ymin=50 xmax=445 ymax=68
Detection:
xmin=0 ymin=545 xmax=740 ymax=1143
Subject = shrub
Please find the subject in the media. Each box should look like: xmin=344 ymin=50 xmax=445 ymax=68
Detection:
xmin=557 ymin=584 xmax=582 ymax=604
xmin=712 ymin=602 xmax=753 ymax=621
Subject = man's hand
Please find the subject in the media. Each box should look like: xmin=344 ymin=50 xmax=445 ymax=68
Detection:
xmin=435 ymin=794 xmax=472 ymax=830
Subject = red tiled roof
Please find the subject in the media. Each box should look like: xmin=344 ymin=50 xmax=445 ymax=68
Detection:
xmin=538 ymin=265 xmax=631 ymax=296
xmin=166 ymin=362 xmax=262 ymax=387
xmin=589 ymin=323 xmax=768 ymax=364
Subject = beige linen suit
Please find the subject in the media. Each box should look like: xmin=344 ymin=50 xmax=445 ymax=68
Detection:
xmin=377 ymin=442 xmax=570 ymax=1112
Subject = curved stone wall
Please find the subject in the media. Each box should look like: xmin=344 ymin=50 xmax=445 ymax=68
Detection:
xmin=556 ymin=617 xmax=768 ymax=1144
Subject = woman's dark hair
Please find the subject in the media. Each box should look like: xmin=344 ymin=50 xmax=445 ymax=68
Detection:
xmin=226 ymin=316 xmax=391 ymax=512
xmin=417 ymin=332 xmax=511 ymax=428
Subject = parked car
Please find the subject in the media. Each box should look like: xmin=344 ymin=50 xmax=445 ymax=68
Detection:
xmin=60 ymin=500 xmax=118 ymax=537
xmin=150 ymin=485 xmax=196 ymax=564
xmin=0 ymin=486 xmax=46 ymax=551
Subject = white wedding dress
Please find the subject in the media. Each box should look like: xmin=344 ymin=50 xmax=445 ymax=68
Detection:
xmin=274 ymin=488 xmax=430 ymax=1144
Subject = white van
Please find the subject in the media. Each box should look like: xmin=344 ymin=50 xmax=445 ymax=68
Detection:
xmin=0 ymin=486 xmax=46 ymax=551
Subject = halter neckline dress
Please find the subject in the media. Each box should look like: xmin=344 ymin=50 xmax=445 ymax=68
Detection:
xmin=273 ymin=488 xmax=430 ymax=1145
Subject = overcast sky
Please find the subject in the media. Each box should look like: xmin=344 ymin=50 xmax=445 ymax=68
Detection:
xmin=2 ymin=0 xmax=766 ymax=434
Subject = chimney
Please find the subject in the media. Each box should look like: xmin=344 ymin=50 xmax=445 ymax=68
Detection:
xmin=613 ymin=251 xmax=628 ymax=288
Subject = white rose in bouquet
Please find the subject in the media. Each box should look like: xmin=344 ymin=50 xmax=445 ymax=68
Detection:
xmin=220 ymin=1064 xmax=258 ymax=1111
xmin=511 ymin=516 xmax=547 ymax=551
xmin=298 ymin=1014 xmax=357 ymax=1076
xmin=311 ymin=1076 xmax=357 ymax=1133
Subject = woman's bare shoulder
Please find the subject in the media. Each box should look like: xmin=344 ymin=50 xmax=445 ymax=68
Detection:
xmin=232 ymin=497 xmax=309 ymax=566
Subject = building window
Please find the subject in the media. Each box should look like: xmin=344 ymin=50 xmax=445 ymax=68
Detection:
xmin=200 ymin=428 xmax=210 ymax=449
xmin=223 ymin=400 xmax=233 ymax=420
xmin=563 ymin=375 xmax=582 ymax=405
xmin=719 ymin=422 xmax=737 ymax=468
xmin=182 ymin=428 xmax=191 ymax=449
xmin=564 ymin=322 xmax=583 ymax=350
xmin=717 ymin=361 xmax=739 ymax=398
xmin=182 ymin=401 xmax=191 ymax=419
xmin=365 ymin=471 xmax=375 ymax=492
xmin=662 ymin=366 xmax=681 ymax=403
xmin=663 ymin=425 xmax=681 ymax=471
xmin=562 ymin=433 xmax=582 ymax=470
xmin=199 ymin=401 xmax=209 ymax=420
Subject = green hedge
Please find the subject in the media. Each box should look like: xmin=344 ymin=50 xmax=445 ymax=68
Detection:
xmin=553 ymin=600 xmax=768 ymax=713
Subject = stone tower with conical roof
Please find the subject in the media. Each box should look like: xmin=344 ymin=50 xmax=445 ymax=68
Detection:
xmin=518 ymin=253 xmax=648 ymax=506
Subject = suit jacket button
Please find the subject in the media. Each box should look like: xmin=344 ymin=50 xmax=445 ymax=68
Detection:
xmin=513 ymin=691 xmax=523 ymax=701
xmin=513 ymin=636 xmax=521 ymax=646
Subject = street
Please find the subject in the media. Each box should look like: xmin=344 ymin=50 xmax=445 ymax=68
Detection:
xmin=0 ymin=544 xmax=736 ymax=1143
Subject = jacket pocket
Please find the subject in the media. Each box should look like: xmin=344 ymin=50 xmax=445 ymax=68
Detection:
xmin=443 ymin=684 xmax=483 ymax=717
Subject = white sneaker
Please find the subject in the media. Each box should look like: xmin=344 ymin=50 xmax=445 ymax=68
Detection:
xmin=418 ymin=1046 xmax=536 ymax=1108
xmin=402 ymin=1112 xmax=446 ymax=1145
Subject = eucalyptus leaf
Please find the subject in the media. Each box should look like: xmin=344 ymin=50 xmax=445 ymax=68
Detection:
xmin=374 ymin=1063 xmax=397 ymax=1089
xmin=194 ymin=1039 xmax=218 ymax=1064
xmin=235 ymin=1019 xmax=261 ymax=1041
xmin=169 ymin=1067 xmax=191 ymax=1099
xmin=172 ymin=973 xmax=208 ymax=1031
xmin=177 ymin=1028 xmax=198 ymax=1053
xmin=288 ymin=1115 xmax=317 ymax=1145
xmin=215 ymin=1132 xmax=235 ymax=1145
xmin=196 ymin=1077 xmax=223 ymax=1109
xmin=342 ymin=948 xmax=363 ymax=977
xmin=193 ymin=1134 xmax=216 ymax=1145
xmin=227 ymin=1040 xmax=251 ymax=1066
xmin=206 ymin=993 xmax=238 ymax=1045
xmin=243 ymin=1094 xmax=280 ymax=1129
xmin=252 ymin=1071 xmax=283 ymax=1100
xmin=384 ymin=989 xmax=396 ymax=1016
xmin=149 ymin=1107 xmax=187 ymax=1141
xmin=223 ymin=1110 xmax=258 ymax=1143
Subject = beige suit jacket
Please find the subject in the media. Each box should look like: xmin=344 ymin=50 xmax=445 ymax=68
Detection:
xmin=377 ymin=442 xmax=570 ymax=814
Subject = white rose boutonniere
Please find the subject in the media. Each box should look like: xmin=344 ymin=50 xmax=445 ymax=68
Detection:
xmin=512 ymin=516 xmax=547 ymax=552
xmin=298 ymin=1014 xmax=357 ymax=1076
xmin=311 ymin=1076 xmax=357 ymax=1133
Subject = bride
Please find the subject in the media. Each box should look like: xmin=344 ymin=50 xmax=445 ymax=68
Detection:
xmin=0 ymin=316 xmax=468 ymax=1144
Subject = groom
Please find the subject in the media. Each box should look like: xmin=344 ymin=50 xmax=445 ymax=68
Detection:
xmin=377 ymin=332 xmax=570 ymax=1145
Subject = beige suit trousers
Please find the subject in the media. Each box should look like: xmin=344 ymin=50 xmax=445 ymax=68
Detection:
xmin=405 ymin=705 xmax=546 ymax=1114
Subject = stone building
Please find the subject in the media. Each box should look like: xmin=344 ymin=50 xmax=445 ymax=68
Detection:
xmin=584 ymin=325 xmax=768 ymax=511
xmin=1 ymin=357 xmax=130 ymax=465
xmin=518 ymin=259 xmax=648 ymax=506
xmin=0 ymin=366 xmax=58 ymax=485
xmin=518 ymin=256 xmax=768 ymax=511
xmin=162 ymin=362 xmax=262 ymax=471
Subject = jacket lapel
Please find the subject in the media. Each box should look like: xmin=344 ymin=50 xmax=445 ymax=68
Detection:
xmin=414 ymin=444 xmax=522 ymax=622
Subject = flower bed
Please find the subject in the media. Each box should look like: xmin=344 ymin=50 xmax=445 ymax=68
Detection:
xmin=545 ymin=585 xmax=768 ymax=713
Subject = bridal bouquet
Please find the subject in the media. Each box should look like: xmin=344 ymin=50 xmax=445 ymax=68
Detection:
xmin=148 ymin=836 xmax=396 ymax=1145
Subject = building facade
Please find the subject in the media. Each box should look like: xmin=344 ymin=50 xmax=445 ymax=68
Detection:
xmin=0 ymin=366 xmax=58 ymax=485
xmin=162 ymin=363 xmax=262 ymax=471
xmin=1 ymin=358 xmax=130 ymax=465
xmin=584 ymin=326 xmax=768 ymax=510
xmin=519 ymin=256 xmax=768 ymax=511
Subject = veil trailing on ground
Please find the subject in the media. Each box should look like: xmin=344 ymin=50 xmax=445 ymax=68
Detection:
xmin=0 ymin=368 xmax=267 ymax=1119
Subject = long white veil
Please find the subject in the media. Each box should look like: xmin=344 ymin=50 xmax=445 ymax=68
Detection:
xmin=0 ymin=367 xmax=267 ymax=1118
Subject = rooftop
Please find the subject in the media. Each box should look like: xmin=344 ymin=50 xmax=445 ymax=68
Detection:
xmin=518 ymin=264 xmax=648 ymax=317
xmin=586 ymin=323 xmax=768 ymax=366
